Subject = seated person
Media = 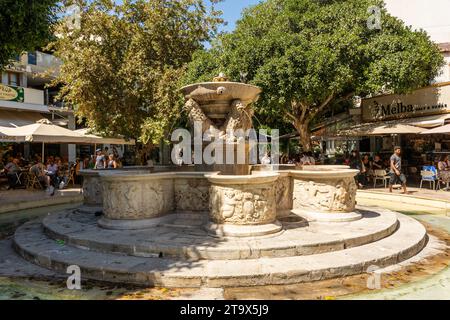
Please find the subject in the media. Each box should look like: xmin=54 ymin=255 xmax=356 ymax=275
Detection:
xmin=300 ymin=152 xmax=315 ymax=165
xmin=30 ymin=160 xmax=47 ymax=189
xmin=46 ymin=160 xmax=59 ymax=195
xmin=371 ymin=154 xmax=384 ymax=170
xmin=3 ymin=157 xmax=20 ymax=190
xmin=438 ymin=155 xmax=449 ymax=171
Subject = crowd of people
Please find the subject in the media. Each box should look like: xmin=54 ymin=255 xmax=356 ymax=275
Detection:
xmin=0 ymin=146 xmax=123 ymax=195
xmin=345 ymin=147 xmax=407 ymax=192
xmin=279 ymin=146 xmax=450 ymax=193
xmin=347 ymin=147 xmax=450 ymax=193
xmin=79 ymin=148 xmax=122 ymax=170
xmin=0 ymin=153 xmax=73 ymax=195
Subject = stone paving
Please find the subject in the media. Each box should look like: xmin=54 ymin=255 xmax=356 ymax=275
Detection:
xmin=0 ymin=190 xmax=448 ymax=299
xmin=0 ymin=187 xmax=83 ymax=216
xmin=363 ymin=186 xmax=450 ymax=202
xmin=0 ymin=187 xmax=82 ymax=205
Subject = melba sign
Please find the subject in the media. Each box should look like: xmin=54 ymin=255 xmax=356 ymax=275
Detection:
xmin=0 ymin=84 xmax=24 ymax=102
xmin=362 ymin=83 xmax=450 ymax=122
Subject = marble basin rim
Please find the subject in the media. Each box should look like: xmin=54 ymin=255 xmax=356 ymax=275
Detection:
xmin=97 ymin=171 xmax=209 ymax=181
xmin=205 ymin=171 xmax=280 ymax=185
xmin=289 ymin=168 xmax=359 ymax=180
xmin=180 ymin=81 xmax=262 ymax=105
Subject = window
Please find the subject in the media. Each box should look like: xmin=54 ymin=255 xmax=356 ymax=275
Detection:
xmin=27 ymin=52 xmax=37 ymax=65
xmin=7 ymin=72 xmax=21 ymax=87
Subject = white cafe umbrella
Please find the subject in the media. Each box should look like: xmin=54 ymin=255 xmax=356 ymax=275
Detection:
xmin=1 ymin=119 xmax=91 ymax=160
xmin=0 ymin=126 xmax=16 ymax=142
xmin=74 ymin=128 xmax=135 ymax=145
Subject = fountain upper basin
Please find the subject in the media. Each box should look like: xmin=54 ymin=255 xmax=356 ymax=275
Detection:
xmin=180 ymin=82 xmax=261 ymax=120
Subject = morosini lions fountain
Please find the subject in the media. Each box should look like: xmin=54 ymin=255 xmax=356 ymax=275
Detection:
xmin=13 ymin=75 xmax=428 ymax=288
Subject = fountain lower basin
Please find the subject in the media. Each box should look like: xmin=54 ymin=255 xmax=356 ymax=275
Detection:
xmin=79 ymin=165 xmax=361 ymax=233
xmin=205 ymin=172 xmax=283 ymax=237
xmin=290 ymin=167 xmax=361 ymax=222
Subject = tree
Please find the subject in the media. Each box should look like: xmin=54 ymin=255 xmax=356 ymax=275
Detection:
xmin=50 ymin=0 xmax=223 ymax=159
xmin=0 ymin=0 xmax=59 ymax=69
xmin=184 ymin=0 xmax=444 ymax=151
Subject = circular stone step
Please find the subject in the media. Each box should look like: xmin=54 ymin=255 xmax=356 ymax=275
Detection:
xmin=12 ymin=212 xmax=427 ymax=288
xmin=41 ymin=206 xmax=399 ymax=260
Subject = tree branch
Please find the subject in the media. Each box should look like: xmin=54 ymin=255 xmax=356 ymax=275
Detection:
xmin=334 ymin=92 xmax=355 ymax=104
xmin=286 ymin=111 xmax=298 ymax=122
xmin=310 ymin=92 xmax=335 ymax=118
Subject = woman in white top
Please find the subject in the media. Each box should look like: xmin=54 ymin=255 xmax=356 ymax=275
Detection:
xmin=438 ymin=155 xmax=450 ymax=190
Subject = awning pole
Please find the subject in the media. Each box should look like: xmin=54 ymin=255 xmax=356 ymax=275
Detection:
xmin=42 ymin=142 xmax=45 ymax=162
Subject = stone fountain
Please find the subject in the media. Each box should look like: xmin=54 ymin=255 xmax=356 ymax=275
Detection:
xmin=11 ymin=75 xmax=429 ymax=289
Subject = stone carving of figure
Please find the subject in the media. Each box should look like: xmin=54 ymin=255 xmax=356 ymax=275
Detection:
xmin=221 ymin=99 xmax=254 ymax=141
xmin=221 ymin=190 xmax=237 ymax=219
xmin=183 ymin=98 xmax=218 ymax=136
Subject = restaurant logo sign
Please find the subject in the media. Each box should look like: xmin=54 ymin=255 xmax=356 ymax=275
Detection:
xmin=370 ymin=100 xmax=448 ymax=119
xmin=0 ymin=84 xmax=24 ymax=102
xmin=362 ymin=84 xmax=450 ymax=122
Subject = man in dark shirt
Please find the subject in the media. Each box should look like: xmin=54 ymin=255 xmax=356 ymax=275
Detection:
xmin=389 ymin=146 xmax=407 ymax=194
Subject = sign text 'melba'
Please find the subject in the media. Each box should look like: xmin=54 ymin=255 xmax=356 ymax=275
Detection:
xmin=371 ymin=101 xmax=448 ymax=119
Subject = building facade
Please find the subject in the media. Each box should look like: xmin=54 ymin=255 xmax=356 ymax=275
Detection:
xmin=0 ymin=51 xmax=77 ymax=161
xmin=319 ymin=1 xmax=450 ymax=158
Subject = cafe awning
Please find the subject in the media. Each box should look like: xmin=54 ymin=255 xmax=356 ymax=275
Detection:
xmin=339 ymin=123 xmax=425 ymax=136
xmin=75 ymin=128 xmax=135 ymax=145
xmin=0 ymin=109 xmax=45 ymax=128
xmin=420 ymin=124 xmax=450 ymax=135
xmin=405 ymin=114 xmax=450 ymax=128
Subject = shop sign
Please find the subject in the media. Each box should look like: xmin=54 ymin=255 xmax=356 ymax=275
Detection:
xmin=0 ymin=84 xmax=24 ymax=102
xmin=362 ymin=83 xmax=450 ymax=122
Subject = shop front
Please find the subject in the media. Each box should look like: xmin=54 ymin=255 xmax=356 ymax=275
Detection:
xmin=342 ymin=82 xmax=450 ymax=170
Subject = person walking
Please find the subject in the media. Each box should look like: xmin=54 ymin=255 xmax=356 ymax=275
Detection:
xmin=389 ymin=146 xmax=407 ymax=194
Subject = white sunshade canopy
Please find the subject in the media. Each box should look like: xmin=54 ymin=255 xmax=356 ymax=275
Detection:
xmin=420 ymin=124 xmax=450 ymax=135
xmin=75 ymin=128 xmax=135 ymax=145
xmin=0 ymin=119 xmax=91 ymax=143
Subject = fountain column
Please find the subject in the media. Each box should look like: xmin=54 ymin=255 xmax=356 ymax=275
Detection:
xmin=181 ymin=75 xmax=283 ymax=236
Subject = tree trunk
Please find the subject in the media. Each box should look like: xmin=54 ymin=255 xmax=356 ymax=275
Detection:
xmin=293 ymin=120 xmax=312 ymax=152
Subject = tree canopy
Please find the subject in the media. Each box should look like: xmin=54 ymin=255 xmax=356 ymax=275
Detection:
xmin=184 ymin=0 xmax=444 ymax=150
xmin=0 ymin=0 xmax=59 ymax=68
xmin=51 ymin=0 xmax=223 ymax=147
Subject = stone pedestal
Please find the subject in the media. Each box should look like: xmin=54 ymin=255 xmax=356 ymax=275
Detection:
xmin=205 ymin=172 xmax=282 ymax=237
xmin=290 ymin=168 xmax=361 ymax=222
xmin=98 ymin=173 xmax=174 ymax=229
xmin=79 ymin=170 xmax=103 ymax=206
xmin=79 ymin=167 xmax=155 ymax=207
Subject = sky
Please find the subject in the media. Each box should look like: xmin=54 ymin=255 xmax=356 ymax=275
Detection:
xmin=214 ymin=0 xmax=262 ymax=32
xmin=384 ymin=0 xmax=450 ymax=43
xmin=112 ymin=0 xmax=261 ymax=33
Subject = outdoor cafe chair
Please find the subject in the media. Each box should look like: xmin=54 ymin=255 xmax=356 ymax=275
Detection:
xmin=26 ymin=172 xmax=43 ymax=190
xmin=420 ymin=166 xmax=440 ymax=191
xmin=66 ymin=166 xmax=76 ymax=187
xmin=373 ymin=169 xmax=389 ymax=188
